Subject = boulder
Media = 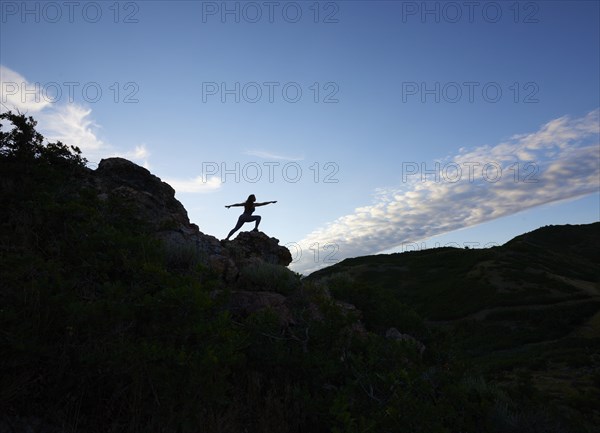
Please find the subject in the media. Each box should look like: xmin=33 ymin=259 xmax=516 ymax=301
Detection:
xmin=95 ymin=158 xmax=189 ymax=231
xmin=224 ymin=230 xmax=292 ymax=267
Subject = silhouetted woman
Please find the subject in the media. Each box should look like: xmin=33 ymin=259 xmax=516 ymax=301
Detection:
xmin=224 ymin=194 xmax=277 ymax=240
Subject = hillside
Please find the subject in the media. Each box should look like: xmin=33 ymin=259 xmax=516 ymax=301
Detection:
xmin=1 ymin=111 xmax=597 ymax=433
xmin=307 ymin=222 xmax=600 ymax=429
xmin=308 ymin=223 xmax=599 ymax=320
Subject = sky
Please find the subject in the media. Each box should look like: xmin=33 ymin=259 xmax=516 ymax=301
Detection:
xmin=1 ymin=0 xmax=599 ymax=275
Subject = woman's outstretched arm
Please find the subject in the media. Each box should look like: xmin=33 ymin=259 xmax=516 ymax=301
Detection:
xmin=225 ymin=202 xmax=245 ymax=209
xmin=255 ymin=200 xmax=277 ymax=207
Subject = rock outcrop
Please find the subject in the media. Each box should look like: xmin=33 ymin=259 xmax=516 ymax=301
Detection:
xmin=223 ymin=231 xmax=292 ymax=267
xmin=85 ymin=157 xmax=362 ymax=333
xmin=88 ymin=158 xmax=291 ymax=283
xmin=94 ymin=157 xmax=190 ymax=230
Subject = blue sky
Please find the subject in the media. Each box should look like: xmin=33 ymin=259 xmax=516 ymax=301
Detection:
xmin=1 ymin=0 xmax=599 ymax=274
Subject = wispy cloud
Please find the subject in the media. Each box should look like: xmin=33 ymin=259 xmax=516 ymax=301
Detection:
xmin=292 ymin=109 xmax=600 ymax=275
xmin=0 ymin=65 xmax=51 ymax=113
xmin=40 ymin=103 xmax=105 ymax=152
xmin=1 ymin=65 xmax=149 ymax=168
xmin=244 ymin=149 xmax=304 ymax=161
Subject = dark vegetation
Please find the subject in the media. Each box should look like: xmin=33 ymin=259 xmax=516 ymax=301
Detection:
xmin=309 ymin=222 xmax=600 ymax=432
xmin=1 ymin=111 xmax=598 ymax=432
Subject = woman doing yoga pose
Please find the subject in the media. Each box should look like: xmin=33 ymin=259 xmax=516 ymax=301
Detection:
xmin=224 ymin=194 xmax=277 ymax=240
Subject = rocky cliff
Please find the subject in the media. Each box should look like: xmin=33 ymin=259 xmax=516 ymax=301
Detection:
xmin=89 ymin=158 xmax=291 ymax=283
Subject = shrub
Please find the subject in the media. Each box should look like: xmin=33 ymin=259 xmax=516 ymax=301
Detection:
xmin=237 ymin=260 xmax=302 ymax=295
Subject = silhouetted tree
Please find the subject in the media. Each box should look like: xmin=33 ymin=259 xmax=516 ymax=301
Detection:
xmin=0 ymin=110 xmax=86 ymax=167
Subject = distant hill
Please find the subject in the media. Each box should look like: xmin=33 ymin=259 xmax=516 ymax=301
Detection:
xmin=308 ymin=223 xmax=599 ymax=320
xmin=506 ymin=222 xmax=600 ymax=261
xmin=307 ymin=222 xmax=600 ymax=429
